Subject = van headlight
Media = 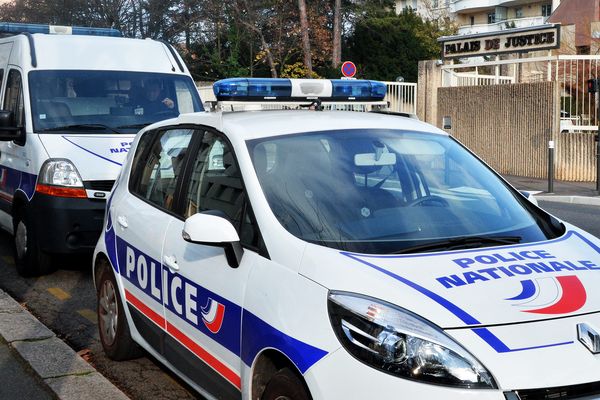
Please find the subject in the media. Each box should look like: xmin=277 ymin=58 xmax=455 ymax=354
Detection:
xmin=38 ymin=159 xmax=84 ymax=187
xmin=328 ymin=292 xmax=496 ymax=389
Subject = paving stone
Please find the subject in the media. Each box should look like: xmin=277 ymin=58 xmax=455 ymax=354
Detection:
xmin=12 ymin=337 xmax=95 ymax=378
xmin=0 ymin=290 xmax=24 ymax=313
xmin=0 ymin=312 xmax=54 ymax=342
xmin=45 ymin=372 xmax=130 ymax=400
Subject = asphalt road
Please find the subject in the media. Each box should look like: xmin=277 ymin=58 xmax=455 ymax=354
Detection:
xmin=0 ymin=200 xmax=597 ymax=400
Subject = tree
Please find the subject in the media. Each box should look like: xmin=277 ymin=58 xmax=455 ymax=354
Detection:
xmin=297 ymin=0 xmax=312 ymax=75
xmin=345 ymin=8 xmax=452 ymax=81
xmin=332 ymin=0 xmax=341 ymax=67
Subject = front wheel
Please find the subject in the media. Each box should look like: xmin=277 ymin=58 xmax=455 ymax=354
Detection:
xmin=13 ymin=209 xmax=54 ymax=277
xmin=97 ymin=265 xmax=143 ymax=361
xmin=261 ymin=368 xmax=311 ymax=400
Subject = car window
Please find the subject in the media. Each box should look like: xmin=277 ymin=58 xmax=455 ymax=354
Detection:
xmin=248 ymin=129 xmax=559 ymax=254
xmin=132 ymin=128 xmax=194 ymax=212
xmin=183 ymin=131 xmax=261 ymax=248
xmin=3 ymin=69 xmax=24 ymax=128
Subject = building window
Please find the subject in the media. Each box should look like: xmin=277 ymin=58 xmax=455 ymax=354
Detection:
xmin=515 ymin=7 xmax=523 ymax=18
xmin=432 ymin=0 xmax=438 ymax=7
xmin=488 ymin=13 xmax=496 ymax=24
xmin=542 ymin=4 xmax=552 ymax=17
xmin=470 ymin=16 xmax=475 ymax=26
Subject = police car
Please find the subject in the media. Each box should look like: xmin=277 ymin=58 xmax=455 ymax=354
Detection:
xmin=94 ymin=78 xmax=600 ymax=399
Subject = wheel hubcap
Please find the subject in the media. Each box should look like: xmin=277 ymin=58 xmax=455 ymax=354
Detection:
xmin=99 ymin=279 xmax=118 ymax=346
xmin=15 ymin=221 xmax=27 ymax=260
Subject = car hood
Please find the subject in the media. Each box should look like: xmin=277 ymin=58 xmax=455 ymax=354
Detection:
xmin=38 ymin=134 xmax=135 ymax=181
xmin=300 ymin=226 xmax=600 ymax=329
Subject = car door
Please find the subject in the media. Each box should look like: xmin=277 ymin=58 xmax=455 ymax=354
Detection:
xmin=161 ymin=129 xmax=263 ymax=399
xmin=112 ymin=127 xmax=194 ymax=353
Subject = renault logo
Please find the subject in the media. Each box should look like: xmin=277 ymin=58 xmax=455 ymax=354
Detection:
xmin=577 ymin=323 xmax=600 ymax=354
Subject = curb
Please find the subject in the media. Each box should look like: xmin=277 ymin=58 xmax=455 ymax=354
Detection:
xmin=535 ymin=195 xmax=600 ymax=207
xmin=0 ymin=289 xmax=129 ymax=400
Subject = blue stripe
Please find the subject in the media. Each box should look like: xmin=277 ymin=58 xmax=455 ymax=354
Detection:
xmin=62 ymin=136 xmax=123 ymax=166
xmin=108 ymin=235 xmax=327 ymax=371
xmin=505 ymin=279 xmax=536 ymax=301
xmin=241 ymin=310 xmax=327 ymax=373
xmin=472 ymin=328 xmax=573 ymax=353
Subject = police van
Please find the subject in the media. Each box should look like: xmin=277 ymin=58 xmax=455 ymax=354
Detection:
xmin=0 ymin=23 xmax=203 ymax=276
xmin=94 ymin=78 xmax=600 ymax=399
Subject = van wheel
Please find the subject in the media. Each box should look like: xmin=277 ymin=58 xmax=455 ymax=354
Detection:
xmin=97 ymin=265 xmax=142 ymax=361
xmin=13 ymin=209 xmax=54 ymax=277
xmin=261 ymin=368 xmax=311 ymax=400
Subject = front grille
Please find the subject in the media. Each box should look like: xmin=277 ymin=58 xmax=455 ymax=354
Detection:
xmin=506 ymin=381 xmax=600 ymax=399
xmin=84 ymin=180 xmax=115 ymax=192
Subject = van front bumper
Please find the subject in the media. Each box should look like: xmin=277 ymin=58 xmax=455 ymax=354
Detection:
xmin=29 ymin=192 xmax=106 ymax=254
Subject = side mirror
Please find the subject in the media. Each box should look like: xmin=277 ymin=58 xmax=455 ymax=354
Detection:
xmin=0 ymin=111 xmax=24 ymax=141
xmin=182 ymin=212 xmax=243 ymax=268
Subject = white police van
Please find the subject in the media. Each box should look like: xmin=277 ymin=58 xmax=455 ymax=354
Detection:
xmin=94 ymin=78 xmax=600 ymax=399
xmin=0 ymin=23 xmax=203 ymax=276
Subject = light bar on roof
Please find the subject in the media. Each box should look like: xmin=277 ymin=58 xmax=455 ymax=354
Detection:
xmin=0 ymin=22 xmax=122 ymax=37
xmin=213 ymin=78 xmax=387 ymax=102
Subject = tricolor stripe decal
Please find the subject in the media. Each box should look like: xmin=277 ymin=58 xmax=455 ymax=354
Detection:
xmin=125 ymin=289 xmax=241 ymax=390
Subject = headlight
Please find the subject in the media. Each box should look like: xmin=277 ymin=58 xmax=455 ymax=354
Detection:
xmin=38 ymin=159 xmax=84 ymax=187
xmin=328 ymin=291 xmax=496 ymax=389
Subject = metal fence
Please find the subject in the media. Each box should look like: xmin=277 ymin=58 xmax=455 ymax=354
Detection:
xmin=442 ymin=55 xmax=600 ymax=133
xmin=196 ymin=81 xmax=417 ymax=114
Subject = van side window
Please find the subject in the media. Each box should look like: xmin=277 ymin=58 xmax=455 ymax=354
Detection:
xmin=131 ymin=128 xmax=194 ymax=212
xmin=183 ymin=132 xmax=262 ymax=250
xmin=3 ymin=70 xmax=24 ymax=128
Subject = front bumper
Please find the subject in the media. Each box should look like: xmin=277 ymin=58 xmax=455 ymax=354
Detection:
xmin=29 ymin=192 xmax=106 ymax=254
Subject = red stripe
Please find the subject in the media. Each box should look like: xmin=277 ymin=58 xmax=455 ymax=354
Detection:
xmin=125 ymin=290 xmax=166 ymax=328
xmin=525 ymin=275 xmax=587 ymax=315
xmin=124 ymin=290 xmax=241 ymax=390
xmin=167 ymin=322 xmax=241 ymax=389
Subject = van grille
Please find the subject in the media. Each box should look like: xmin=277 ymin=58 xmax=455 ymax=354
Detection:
xmin=84 ymin=180 xmax=115 ymax=192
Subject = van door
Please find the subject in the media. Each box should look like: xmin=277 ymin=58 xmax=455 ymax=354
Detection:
xmin=0 ymin=68 xmax=32 ymax=216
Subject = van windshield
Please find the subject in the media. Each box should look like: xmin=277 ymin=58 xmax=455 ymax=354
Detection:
xmin=248 ymin=129 xmax=563 ymax=254
xmin=28 ymin=70 xmax=203 ymax=133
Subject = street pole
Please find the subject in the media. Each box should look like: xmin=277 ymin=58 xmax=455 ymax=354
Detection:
xmin=548 ymin=140 xmax=554 ymax=194
xmin=597 ymin=91 xmax=600 ymax=194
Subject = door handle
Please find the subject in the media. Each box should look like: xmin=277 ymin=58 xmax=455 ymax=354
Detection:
xmin=117 ymin=215 xmax=128 ymax=229
xmin=163 ymin=255 xmax=179 ymax=272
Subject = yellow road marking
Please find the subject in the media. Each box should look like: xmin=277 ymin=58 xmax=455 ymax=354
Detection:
xmin=77 ymin=309 xmax=97 ymax=324
xmin=1 ymin=256 xmax=13 ymax=265
xmin=47 ymin=287 xmax=71 ymax=301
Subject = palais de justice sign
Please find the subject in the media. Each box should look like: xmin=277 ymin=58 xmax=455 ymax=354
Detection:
xmin=440 ymin=25 xmax=560 ymax=59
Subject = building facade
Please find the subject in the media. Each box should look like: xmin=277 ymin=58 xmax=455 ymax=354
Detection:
xmin=395 ymin=0 xmax=561 ymax=35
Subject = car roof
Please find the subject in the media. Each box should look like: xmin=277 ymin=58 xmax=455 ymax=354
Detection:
xmin=172 ymin=110 xmax=448 ymax=141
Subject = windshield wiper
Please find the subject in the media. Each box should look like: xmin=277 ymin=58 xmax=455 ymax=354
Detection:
xmin=39 ymin=124 xmax=123 ymax=134
xmin=116 ymin=123 xmax=151 ymax=130
xmin=393 ymin=235 xmax=522 ymax=254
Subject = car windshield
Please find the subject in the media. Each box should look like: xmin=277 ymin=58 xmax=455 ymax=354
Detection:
xmin=28 ymin=70 xmax=203 ymax=133
xmin=248 ymin=129 xmax=562 ymax=254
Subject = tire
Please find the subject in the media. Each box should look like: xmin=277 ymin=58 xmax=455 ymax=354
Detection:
xmin=97 ymin=265 xmax=143 ymax=361
xmin=261 ymin=368 xmax=311 ymax=400
xmin=13 ymin=208 xmax=54 ymax=277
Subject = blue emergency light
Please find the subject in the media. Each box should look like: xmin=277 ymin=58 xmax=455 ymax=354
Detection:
xmin=213 ymin=78 xmax=387 ymax=102
xmin=0 ymin=22 xmax=122 ymax=37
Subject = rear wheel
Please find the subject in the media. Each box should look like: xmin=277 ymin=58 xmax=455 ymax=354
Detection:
xmin=13 ymin=208 xmax=54 ymax=277
xmin=97 ymin=265 xmax=142 ymax=360
xmin=261 ymin=368 xmax=311 ymax=400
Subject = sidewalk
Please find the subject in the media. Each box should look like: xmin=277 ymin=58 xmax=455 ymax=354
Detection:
xmin=503 ymin=174 xmax=600 ymax=206
xmin=0 ymin=289 xmax=129 ymax=400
